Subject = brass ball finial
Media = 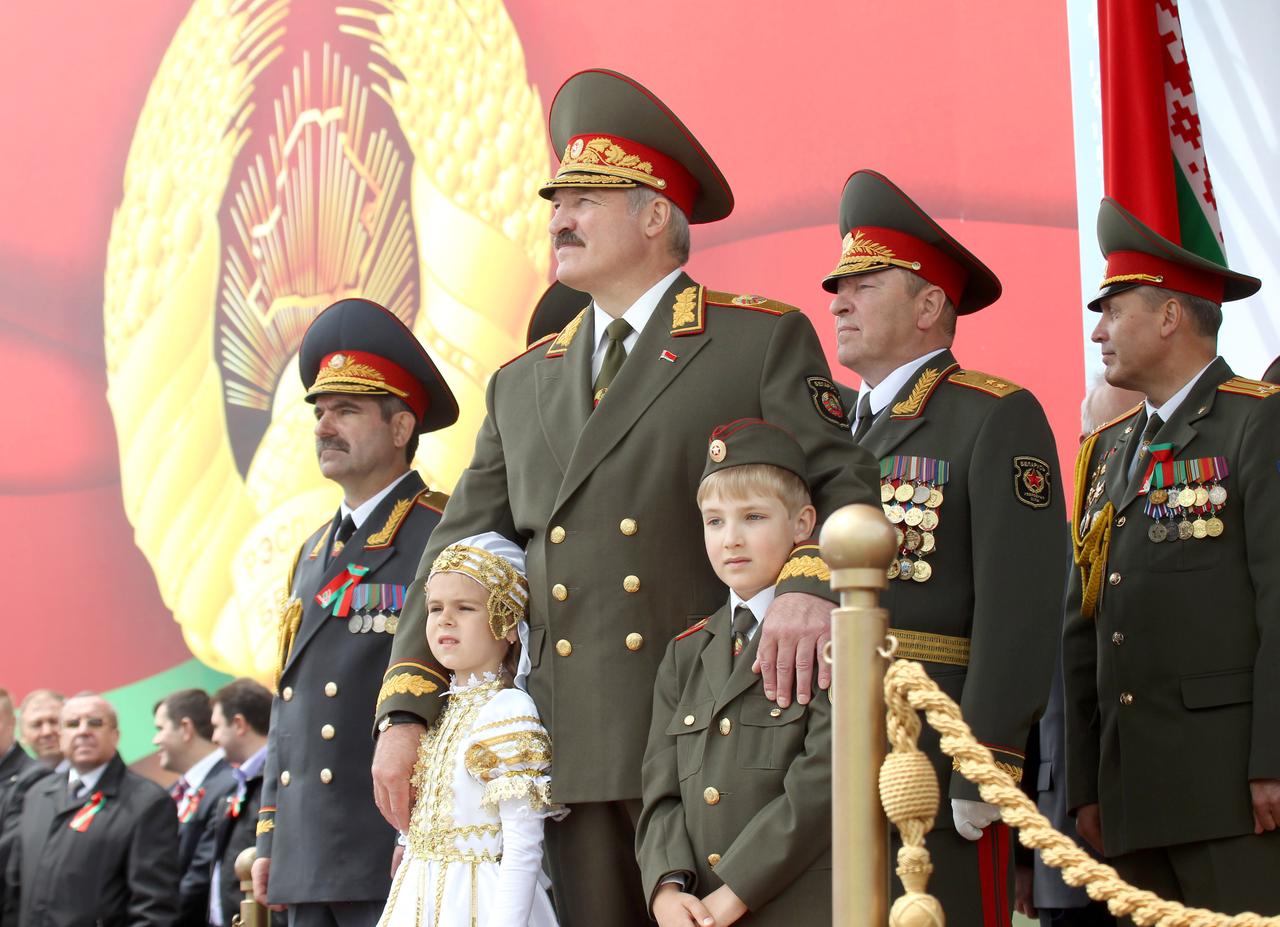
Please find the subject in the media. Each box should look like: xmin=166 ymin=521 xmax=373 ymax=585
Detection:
xmin=820 ymin=503 xmax=898 ymax=571
xmin=234 ymin=846 xmax=258 ymax=881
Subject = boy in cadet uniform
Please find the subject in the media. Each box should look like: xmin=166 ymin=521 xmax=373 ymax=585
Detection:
xmin=637 ymin=419 xmax=831 ymax=927
xmin=1065 ymin=197 xmax=1280 ymax=916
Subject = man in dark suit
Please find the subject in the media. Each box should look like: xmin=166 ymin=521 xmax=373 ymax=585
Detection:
xmin=4 ymin=692 xmax=179 ymax=926
xmin=0 ymin=688 xmax=52 ymax=924
xmin=208 ymin=679 xmax=279 ymax=927
xmin=153 ymin=689 xmax=236 ymax=926
xmin=372 ymin=69 xmax=879 ymax=927
xmin=828 ymin=169 xmax=1066 ymax=925
xmin=252 ymin=298 xmax=457 ymax=927
xmin=1065 ymin=197 xmax=1280 ymax=915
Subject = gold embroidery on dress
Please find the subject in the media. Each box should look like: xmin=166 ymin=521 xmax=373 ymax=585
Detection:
xmin=365 ymin=497 xmax=413 ymax=547
xmin=376 ymin=673 xmax=439 ymax=710
xmin=891 ymin=367 xmax=942 ymax=416
xmin=672 ymin=286 xmax=699 ymax=328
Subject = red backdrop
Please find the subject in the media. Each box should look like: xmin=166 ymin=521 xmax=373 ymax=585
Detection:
xmin=0 ymin=1 xmax=1082 ymax=695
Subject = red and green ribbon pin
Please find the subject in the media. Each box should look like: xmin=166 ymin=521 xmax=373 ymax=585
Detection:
xmin=316 ymin=564 xmax=370 ymax=617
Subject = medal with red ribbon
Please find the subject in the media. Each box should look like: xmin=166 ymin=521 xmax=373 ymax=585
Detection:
xmin=69 ymin=791 xmax=106 ymax=832
xmin=316 ymin=563 xmax=370 ymax=617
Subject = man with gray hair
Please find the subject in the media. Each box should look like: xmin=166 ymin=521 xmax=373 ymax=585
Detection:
xmin=17 ymin=690 xmax=64 ymax=770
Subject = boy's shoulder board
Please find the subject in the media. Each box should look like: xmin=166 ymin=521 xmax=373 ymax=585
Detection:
xmin=674 ymin=617 xmax=710 ymax=641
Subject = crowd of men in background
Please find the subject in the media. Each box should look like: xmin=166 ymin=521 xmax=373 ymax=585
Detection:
xmin=0 ymin=682 xmax=280 ymax=927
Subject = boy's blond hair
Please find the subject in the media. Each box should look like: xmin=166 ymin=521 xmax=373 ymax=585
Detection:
xmin=697 ymin=463 xmax=811 ymax=515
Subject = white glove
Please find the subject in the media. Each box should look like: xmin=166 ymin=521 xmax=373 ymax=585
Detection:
xmin=952 ymin=798 xmax=1001 ymax=841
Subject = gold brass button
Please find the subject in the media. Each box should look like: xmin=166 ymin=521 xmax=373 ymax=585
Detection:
xmin=552 ymin=583 xmax=568 ymax=601
xmin=1120 ymin=692 xmax=1134 ymax=706
xmin=321 ymin=724 xmax=335 ymax=740
xmin=703 ymin=787 xmax=720 ymax=806
xmin=280 ymin=771 xmax=291 ymax=786
xmin=1111 ymin=632 xmax=1125 ymax=645
xmin=769 ymin=707 xmax=782 ymax=718
xmin=1108 ymin=572 xmax=1122 ymax=586
xmin=625 ymin=633 xmax=644 ymax=651
xmin=1115 ymin=515 xmax=1126 ymax=528
xmin=320 ymin=768 xmax=333 ymax=784
xmin=324 ymin=682 xmax=338 ymax=697
xmin=623 ymin=575 xmax=640 ymax=593
xmin=282 ymin=687 xmax=293 ymax=702
xmin=683 ymin=714 xmax=696 ymax=726
xmin=550 ymin=526 xmax=566 ymax=544
xmin=707 ymin=853 xmax=721 ymax=867
xmin=619 ymin=518 xmax=638 ymax=536
xmin=719 ymin=719 xmax=731 ymax=736
xmin=556 ymin=639 xmax=573 ymax=657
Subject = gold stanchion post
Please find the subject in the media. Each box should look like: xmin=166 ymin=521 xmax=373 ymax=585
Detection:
xmin=821 ymin=503 xmax=897 ymax=926
xmin=232 ymin=847 xmax=266 ymax=927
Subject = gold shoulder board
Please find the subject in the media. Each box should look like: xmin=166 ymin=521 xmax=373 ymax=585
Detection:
xmin=948 ymin=369 xmax=1024 ymax=398
xmin=1085 ymin=402 xmax=1143 ymax=440
xmin=416 ymin=489 xmax=449 ymax=514
xmin=500 ymin=332 xmax=559 ymax=369
xmin=1218 ymin=376 xmax=1280 ymax=399
xmin=703 ymin=289 xmax=799 ymax=316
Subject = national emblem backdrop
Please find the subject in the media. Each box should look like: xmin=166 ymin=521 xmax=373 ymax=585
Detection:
xmin=3 ymin=1 xmax=1272 ymax=762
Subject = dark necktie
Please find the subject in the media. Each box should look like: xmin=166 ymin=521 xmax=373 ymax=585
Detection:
xmin=170 ymin=776 xmax=189 ymax=804
xmin=852 ymin=392 xmax=876 ymax=442
xmin=731 ymin=605 xmax=756 ymax=660
xmin=69 ymin=777 xmax=84 ymax=804
xmin=1127 ymin=412 xmax=1164 ymax=483
xmin=592 ymin=318 xmax=633 ymax=406
xmin=329 ymin=513 xmax=356 ymax=563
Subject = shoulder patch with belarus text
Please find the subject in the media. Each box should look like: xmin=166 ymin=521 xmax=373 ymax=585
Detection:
xmin=806 ymin=376 xmax=847 ymax=426
xmin=1013 ymin=456 xmax=1051 ymax=509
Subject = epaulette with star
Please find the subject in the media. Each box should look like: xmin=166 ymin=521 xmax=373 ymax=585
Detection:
xmin=1083 ymin=402 xmax=1143 ymax=441
xmin=1218 ymin=376 xmax=1280 ymax=399
xmin=672 ymin=285 xmax=799 ymax=337
xmin=947 ymin=368 xmax=1024 ymax=398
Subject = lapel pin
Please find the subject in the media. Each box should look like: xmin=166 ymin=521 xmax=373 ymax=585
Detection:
xmin=660 ymin=350 xmax=678 ymax=363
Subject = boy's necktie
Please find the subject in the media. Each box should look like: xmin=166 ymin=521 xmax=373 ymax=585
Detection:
xmin=731 ymin=605 xmax=756 ymax=659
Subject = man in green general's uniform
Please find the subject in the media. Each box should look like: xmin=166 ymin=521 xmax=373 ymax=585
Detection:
xmin=1064 ymin=198 xmax=1280 ymax=916
xmin=826 ymin=170 xmax=1066 ymax=924
xmin=370 ymin=69 xmax=879 ymax=925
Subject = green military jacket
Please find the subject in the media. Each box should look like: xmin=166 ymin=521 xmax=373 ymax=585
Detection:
xmin=1063 ymin=358 xmax=1280 ymax=856
xmin=636 ymin=602 xmax=831 ymax=923
xmin=379 ymin=272 xmax=879 ymax=803
xmin=856 ymin=350 xmax=1066 ymax=810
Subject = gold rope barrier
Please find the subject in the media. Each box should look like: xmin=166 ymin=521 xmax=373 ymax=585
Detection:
xmin=879 ymin=656 xmax=1280 ymax=927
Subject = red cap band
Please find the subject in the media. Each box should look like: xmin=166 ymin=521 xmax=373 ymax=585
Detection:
xmin=1100 ymin=251 xmax=1225 ymax=304
xmin=308 ymin=351 xmax=429 ymax=423
xmin=552 ymin=133 xmax=699 ymax=218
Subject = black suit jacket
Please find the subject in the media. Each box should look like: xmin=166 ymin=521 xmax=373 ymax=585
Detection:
xmin=176 ymin=757 xmax=236 ymax=927
xmin=5 ymin=753 xmax=179 ymax=927
xmin=0 ymin=745 xmax=51 ymax=925
xmin=210 ymin=768 xmax=283 ymax=927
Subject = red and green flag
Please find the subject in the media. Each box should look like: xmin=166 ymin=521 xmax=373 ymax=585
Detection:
xmin=1099 ymin=0 xmax=1225 ymax=262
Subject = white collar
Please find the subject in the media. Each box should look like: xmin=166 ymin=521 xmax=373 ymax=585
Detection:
xmin=854 ymin=348 xmax=950 ymax=424
xmin=1146 ymin=357 xmax=1219 ymax=424
xmin=181 ymin=747 xmax=225 ymax=790
xmin=340 ymin=470 xmax=414 ymax=529
xmin=69 ymin=761 xmax=110 ymax=795
xmin=728 ymin=585 xmax=777 ymax=641
xmin=590 ymin=267 xmax=683 ymax=356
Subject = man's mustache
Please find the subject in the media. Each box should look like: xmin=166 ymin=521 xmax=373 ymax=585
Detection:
xmin=554 ymin=231 xmax=583 ymax=249
xmin=316 ymin=438 xmax=349 ymax=455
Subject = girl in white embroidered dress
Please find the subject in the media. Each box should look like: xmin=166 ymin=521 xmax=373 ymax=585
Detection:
xmin=377 ymin=536 xmax=562 ymax=927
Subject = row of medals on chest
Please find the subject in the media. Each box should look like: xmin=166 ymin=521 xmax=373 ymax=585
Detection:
xmin=347 ymin=611 xmax=399 ymax=635
xmin=1085 ymin=462 xmax=1228 ymax=543
xmin=880 ymin=480 xmax=944 ymax=583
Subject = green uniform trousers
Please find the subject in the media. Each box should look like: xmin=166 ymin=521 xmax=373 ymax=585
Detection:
xmin=545 ymin=799 xmax=648 ymax=927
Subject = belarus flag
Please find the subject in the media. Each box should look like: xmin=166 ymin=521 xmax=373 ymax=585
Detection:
xmin=1099 ymin=0 xmax=1224 ymax=262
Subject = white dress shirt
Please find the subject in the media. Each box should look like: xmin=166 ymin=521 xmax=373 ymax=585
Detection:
xmin=341 ymin=469 xmax=414 ymax=528
xmin=1145 ymin=357 xmax=1219 ymax=424
xmin=68 ymin=762 xmax=109 ymax=799
xmin=589 ymin=268 xmax=683 ymax=381
xmin=728 ymin=584 xmax=778 ymax=643
xmin=851 ymin=347 xmax=950 ymax=433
